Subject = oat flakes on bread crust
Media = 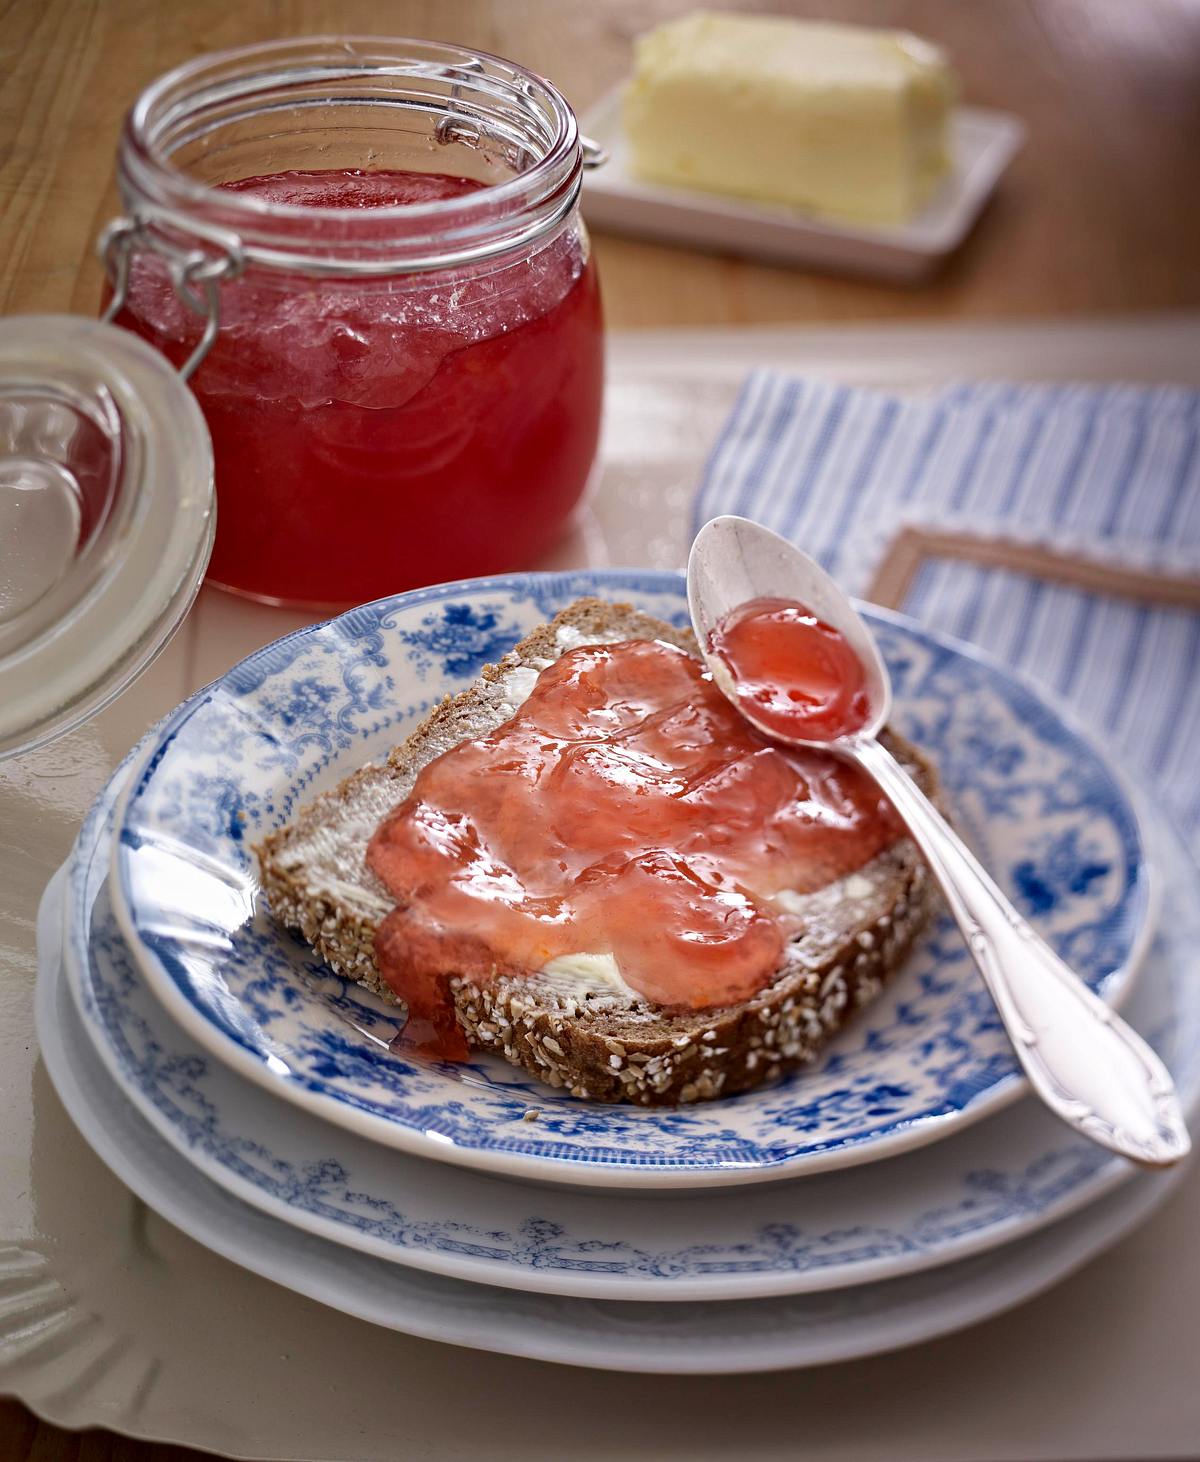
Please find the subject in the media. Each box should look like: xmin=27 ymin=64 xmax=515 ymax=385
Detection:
xmin=256 ymin=598 xmax=937 ymax=1105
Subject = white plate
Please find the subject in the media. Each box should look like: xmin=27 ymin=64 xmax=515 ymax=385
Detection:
xmin=35 ymin=909 xmax=1190 ymax=1374
xmin=61 ymin=749 xmax=1200 ymax=1302
xmin=582 ymin=88 xmax=1025 ymax=281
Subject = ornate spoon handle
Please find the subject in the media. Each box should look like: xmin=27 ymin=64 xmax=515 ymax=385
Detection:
xmin=848 ymin=734 xmax=1190 ymax=1168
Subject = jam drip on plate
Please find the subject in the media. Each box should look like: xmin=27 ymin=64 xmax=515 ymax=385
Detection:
xmin=367 ymin=637 xmax=901 ymax=1060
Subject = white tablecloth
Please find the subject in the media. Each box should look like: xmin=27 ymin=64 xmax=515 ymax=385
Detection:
xmin=3 ymin=315 xmax=1199 ymax=1460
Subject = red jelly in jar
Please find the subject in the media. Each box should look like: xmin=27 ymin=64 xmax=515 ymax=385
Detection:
xmin=109 ymin=40 xmax=604 ymax=606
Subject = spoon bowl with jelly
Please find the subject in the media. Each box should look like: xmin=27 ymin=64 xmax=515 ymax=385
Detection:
xmin=688 ymin=514 xmax=1189 ymax=1169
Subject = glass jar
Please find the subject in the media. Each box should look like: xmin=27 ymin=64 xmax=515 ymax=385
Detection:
xmin=102 ymin=37 xmax=605 ymax=608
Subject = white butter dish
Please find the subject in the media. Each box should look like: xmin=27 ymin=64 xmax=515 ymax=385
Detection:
xmin=581 ymin=87 xmax=1025 ymax=282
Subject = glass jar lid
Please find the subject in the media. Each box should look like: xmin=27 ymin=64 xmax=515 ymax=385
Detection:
xmin=0 ymin=315 xmax=214 ymax=758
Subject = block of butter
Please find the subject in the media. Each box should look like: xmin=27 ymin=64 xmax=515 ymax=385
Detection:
xmin=623 ymin=12 xmax=957 ymax=225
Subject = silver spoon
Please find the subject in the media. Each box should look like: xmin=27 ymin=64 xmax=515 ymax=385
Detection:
xmin=687 ymin=514 xmax=1189 ymax=1168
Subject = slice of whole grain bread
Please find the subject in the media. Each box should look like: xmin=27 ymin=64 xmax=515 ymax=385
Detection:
xmin=256 ymin=598 xmax=937 ymax=1105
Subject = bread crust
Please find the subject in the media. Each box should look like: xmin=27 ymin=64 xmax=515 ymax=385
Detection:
xmin=256 ymin=598 xmax=937 ymax=1104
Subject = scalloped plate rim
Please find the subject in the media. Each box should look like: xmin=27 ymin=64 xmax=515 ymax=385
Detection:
xmin=32 ymin=938 xmax=1189 ymax=1377
xmin=57 ymin=776 xmax=1194 ymax=1301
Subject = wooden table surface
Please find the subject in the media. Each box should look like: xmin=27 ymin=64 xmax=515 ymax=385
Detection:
xmin=2 ymin=0 xmax=1199 ymax=1457
xmin=4 ymin=0 xmax=1200 ymax=328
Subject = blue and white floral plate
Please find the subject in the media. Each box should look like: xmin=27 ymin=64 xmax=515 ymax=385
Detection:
xmin=39 ymin=806 xmax=1196 ymax=1363
xmin=37 ymin=931 xmax=1192 ymax=1375
xmin=108 ymin=571 xmax=1153 ymax=1189
xmin=57 ymin=746 xmax=1199 ymax=1301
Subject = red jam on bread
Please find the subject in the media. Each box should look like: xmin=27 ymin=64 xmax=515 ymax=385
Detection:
xmin=708 ymin=596 xmax=871 ymax=742
xmin=366 ymin=636 xmax=901 ymax=1060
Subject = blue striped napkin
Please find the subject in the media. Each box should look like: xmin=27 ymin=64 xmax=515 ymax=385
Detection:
xmin=694 ymin=374 xmax=1200 ymax=840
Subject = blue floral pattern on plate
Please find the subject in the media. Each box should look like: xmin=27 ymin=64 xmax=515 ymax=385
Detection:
xmin=107 ymin=571 xmax=1152 ymax=1187
xmin=59 ymin=746 xmax=1198 ymax=1300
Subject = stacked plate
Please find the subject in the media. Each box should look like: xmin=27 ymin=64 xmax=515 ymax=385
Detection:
xmin=36 ymin=569 xmax=1200 ymax=1374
